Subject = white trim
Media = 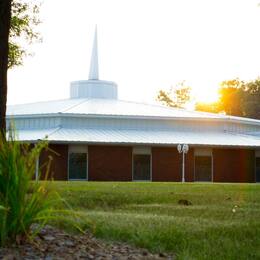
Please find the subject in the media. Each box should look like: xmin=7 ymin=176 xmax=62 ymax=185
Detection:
xmin=7 ymin=110 xmax=260 ymax=127
xmin=35 ymin=155 xmax=39 ymax=181
xmin=151 ymin=152 xmax=153 ymax=181
xmin=194 ymin=148 xmax=212 ymax=156
xmin=133 ymin=146 xmax=151 ymax=155
xmin=194 ymin=151 xmax=213 ymax=182
xmin=255 ymin=157 xmax=260 ymax=183
xmin=211 ymin=155 xmax=214 ymax=182
xmin=68 ymin=145 xmax=88 ymax=153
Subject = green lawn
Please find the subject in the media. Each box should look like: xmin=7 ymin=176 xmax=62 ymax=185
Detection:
xmin=52 ymin=182 xmax=260 ymax=259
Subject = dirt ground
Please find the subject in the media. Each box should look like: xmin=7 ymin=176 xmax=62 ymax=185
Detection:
xmin=0 ymin=225 xmax=174 ymax=260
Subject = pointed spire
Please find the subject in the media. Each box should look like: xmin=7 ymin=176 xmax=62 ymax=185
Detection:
xmin=88 ymin=25 xmax=99 ymax=80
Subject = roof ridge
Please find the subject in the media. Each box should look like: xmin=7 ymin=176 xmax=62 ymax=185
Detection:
xmin=116 ymin=98 xmax=222 ymax=115
xmin=61 ymin=99 xmax=90 ymax=113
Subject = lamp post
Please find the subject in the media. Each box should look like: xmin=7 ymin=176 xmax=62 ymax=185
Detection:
xmin=177 ymin=144 xmax=189 ymax=183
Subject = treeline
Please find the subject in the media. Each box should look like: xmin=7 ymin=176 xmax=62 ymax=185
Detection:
xmin=157 ymin=78 xmax=260 ymax=120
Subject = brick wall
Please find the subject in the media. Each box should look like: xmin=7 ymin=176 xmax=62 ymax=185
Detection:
xmin=152 ymin=147 xmax=194 ymax=182
xmin=213 ymin=148 xmax=255 ymax=183
xmin=185 ymin=148 xmax=194 ymax=182
xmin=37 ymin=144 xmax=256 ymax=183
xmin=88 ymin=145 xmax=132 ymax=181
xmin=39 ymin=144 xmax=68 ymax=180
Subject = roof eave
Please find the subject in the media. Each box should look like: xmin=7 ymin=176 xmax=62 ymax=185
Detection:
xmin=18 ymin=139 xmax=260 ymax=149
xmin=6 ymin=112 xmax=260 ymax=127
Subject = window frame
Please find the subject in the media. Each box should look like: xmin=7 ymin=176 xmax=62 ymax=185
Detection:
xmin=67 ymin=145 xmax=88 ymax=181
xmin=194 ymin=148 xmax=213 ymax=182
xmin=132 ymin=147 xmax=152 ymax=181
xmin=255 ymin=156 xmax=260 ymax=183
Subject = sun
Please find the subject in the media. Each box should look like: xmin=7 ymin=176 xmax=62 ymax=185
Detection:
xmin=192 ymin=82 xmax=220 ymax=103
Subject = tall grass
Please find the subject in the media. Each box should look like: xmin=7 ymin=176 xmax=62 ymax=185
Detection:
xmin=0 ymin=132 xmax=55 ymax=246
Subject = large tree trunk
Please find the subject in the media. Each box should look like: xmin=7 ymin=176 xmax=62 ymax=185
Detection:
xmin=0 ymin=0 xmax=12 ymax=135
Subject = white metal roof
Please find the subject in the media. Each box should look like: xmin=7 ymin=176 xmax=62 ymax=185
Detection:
xmin=8 ymin=28 xmax=260 ymax=147
xmin=12 ymin=127 xmax=260 ymax=147
xmin=7 ymin=98 xmax=260 ymax=125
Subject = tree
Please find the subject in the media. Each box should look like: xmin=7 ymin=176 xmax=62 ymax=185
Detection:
xmin=218 ymin=79 xmax=244 ymax=116
xmin=9 ymin=0 xmax=40 ymax=68
xmin=157 ymin=81 xmax=191 ymax=108
xmin=195 ymin=78 xmax=260 ymax=119
xmin=0 ymin=0 xmax=12 ymax=134
xmin=195 ymin=102 xmax=220 ymax=114
xmin=240 ymin=79 xmax=260 ymax=119
xmin=0 ymin=0 xmax=40 ymax=134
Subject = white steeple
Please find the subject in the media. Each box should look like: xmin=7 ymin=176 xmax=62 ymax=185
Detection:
xmin=88 ymin=26 xmax=99 ymax=80
xmin=70 ymin=26 xmax=118 ymax=100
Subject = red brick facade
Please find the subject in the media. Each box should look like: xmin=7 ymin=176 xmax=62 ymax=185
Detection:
xmin=185 ymin=148 xmax=194 ymax=182
xmin=88 ymin=145 xmax=132 ymax=181
xmin=39 ymin=144 xmax=68 ymax=180
xmin=152 ymin=147 xmax=194 ymax=182
xmin=152 ymin=147 xmax=181 ymax=181
xmin=213 ymin=148 xmax=255 ymax=183
xmin=39 ymin=144 xmax=257 ymax=183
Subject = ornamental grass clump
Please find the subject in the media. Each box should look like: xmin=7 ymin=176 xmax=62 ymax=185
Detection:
xmin=0 ymin=133 xmax=54 ymax=246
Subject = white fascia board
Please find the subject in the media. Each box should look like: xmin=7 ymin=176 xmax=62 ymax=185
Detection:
xmin=14 ymin=138 xmax=260 ymax=149
xmin=45 ymin=140 xmax=260 ymax=149
xmin=6 ymin=112 xmax=260 ymax=127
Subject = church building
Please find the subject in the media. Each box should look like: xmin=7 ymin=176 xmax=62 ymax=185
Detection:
xmin=7 ymin=29 xmax=260 ymax=182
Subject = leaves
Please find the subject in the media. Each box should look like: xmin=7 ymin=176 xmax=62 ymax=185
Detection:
xmin=195 ymin=78 xmax=260 ymax=119
xmin=157 ymin=81 xmax=191 ymax=108
xmin=0 ymin=205 xmax=8 ymax=212
xmin=0 ymin=132 xmax=55 ymax=246
xmin=8 ymin=0 xmax=41 ymax=69
xmin=195 ymin=102 xmax=220 ymax=114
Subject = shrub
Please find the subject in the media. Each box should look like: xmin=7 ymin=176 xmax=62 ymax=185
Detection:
xmin=0 ymin=132 xmax=54 ymax=246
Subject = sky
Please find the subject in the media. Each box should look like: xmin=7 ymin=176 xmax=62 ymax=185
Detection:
xmin=7 ymin=0 xmax=260 ymax=106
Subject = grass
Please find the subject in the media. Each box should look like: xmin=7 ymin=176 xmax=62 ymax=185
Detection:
xmin=51 ymin=182 xmax=260 ymax=259
xmin=0 ymin=135 xmax=56 ymax=246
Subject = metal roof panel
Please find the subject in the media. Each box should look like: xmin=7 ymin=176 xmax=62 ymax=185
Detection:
xmin=13 ymin=127 xmax=260 ymax=147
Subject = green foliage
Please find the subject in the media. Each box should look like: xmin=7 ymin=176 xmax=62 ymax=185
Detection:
xmin=157 ymin=90 xmax=176 ymax=107
xmin=240 ymin=79 xmax=260 ymax=119
xmin=195 ymin=78 xmax=260 ymax=119
xmin=218 ymin=78 xmax=260 ymax=119
xmin=9 ymin=0 xmax=41 ymax=68
xmin=157 ymin=81 xmax=191 ymax=108
xmin=0 ymin=133 xmax=54 ymax=246
xmin=195 ymin=101 xmax=220 ymax=113
xmin=217 ymin=78 xmax=244 ymax=116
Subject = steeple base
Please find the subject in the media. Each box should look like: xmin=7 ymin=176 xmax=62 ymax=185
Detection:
xmin=70 ymin=80 xmax=118 ymax=99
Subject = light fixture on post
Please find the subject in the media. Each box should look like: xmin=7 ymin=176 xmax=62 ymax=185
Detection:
xmin=177 ymin=144 xmax=189 ymax=183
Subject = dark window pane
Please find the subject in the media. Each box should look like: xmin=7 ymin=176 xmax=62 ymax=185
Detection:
xmin=256 ymin=157 xmax=260 ymax=182
xmin=69 ymin=153 xmax=87 ymax=180
xmin=195 ymin=156 xmax=212 ymax=181
xmin=133 ymin=154 xmax=151 ymax=181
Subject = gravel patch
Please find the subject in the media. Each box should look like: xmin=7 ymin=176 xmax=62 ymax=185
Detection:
xmin=0 ymin=225 xmax=174 ymax=259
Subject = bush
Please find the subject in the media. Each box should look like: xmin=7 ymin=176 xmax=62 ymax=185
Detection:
xmin=0 ymin=133 xmax=55 ymax=246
